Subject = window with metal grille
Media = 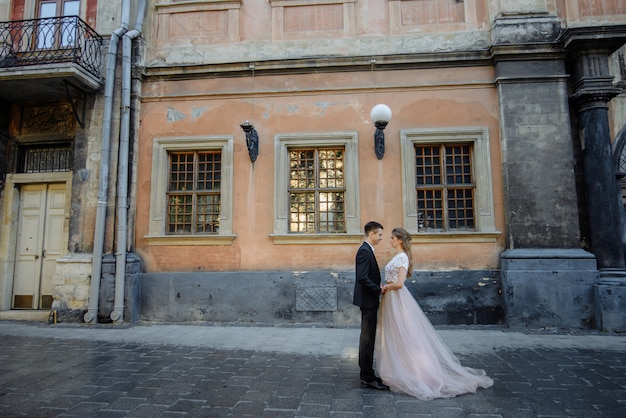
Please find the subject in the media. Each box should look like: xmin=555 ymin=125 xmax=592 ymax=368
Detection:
xmin=19 ymin=144 xmax=72 ymax=173
xmin=167 ymin=150 xmax=221 ymax=234
xmin=415 ymin=143 xmax=475 ymax=231
xmin=288 ymin=147 xmax=346 ymax=233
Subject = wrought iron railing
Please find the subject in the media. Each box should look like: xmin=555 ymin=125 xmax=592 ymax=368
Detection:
xmin=0 ymin=16 xmax=102 ymax=79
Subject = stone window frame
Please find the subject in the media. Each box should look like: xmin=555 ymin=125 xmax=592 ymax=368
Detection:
xmin=400 ymin=127 xmax=499 ymax=242
xmin=287 ymin=146 xmax=348 ymax=234
xmin=271 ymin=132 xmax=361 ymax=244
xmin=145 ymin=135 xmax=235 ymax=245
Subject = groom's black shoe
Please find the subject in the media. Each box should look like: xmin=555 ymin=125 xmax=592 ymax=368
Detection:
xmin=361 ymin=380 xmax=390 ymax=390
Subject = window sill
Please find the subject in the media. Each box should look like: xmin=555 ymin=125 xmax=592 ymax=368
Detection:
xmin=269 ymin=234 xmax=363 ymax=245
xmin=143 ymin=235 xmax=236 ymax=246
xmin=410 ymin=231 xmax=501 ymax=243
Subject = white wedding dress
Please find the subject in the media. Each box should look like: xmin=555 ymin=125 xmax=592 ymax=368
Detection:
xmin=375 ymin=252 xmax=494 ymax=400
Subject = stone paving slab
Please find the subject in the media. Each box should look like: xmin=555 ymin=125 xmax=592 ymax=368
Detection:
xmin=0 ymin=322 xmax=624 ymax=356
xmin=0 ymin=322 xmax=625 ymax=417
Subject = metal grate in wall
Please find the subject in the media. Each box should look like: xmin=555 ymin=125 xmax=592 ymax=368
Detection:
xmin=19 ymin=144 xmax=72 ymax=173
xmin=295 ymin=287 xmax=337 ymax=312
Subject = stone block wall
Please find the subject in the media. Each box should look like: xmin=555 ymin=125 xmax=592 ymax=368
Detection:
xmin=51 ymin=252 xmax=142 ymax=323
xmin=51 ymin=253 xmax=92 ymax=321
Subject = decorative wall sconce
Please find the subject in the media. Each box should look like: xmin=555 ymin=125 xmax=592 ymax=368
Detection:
xmin=240 ymin=120 xmax=259 ymax=162
xmin=370 ymin=104 xmax=392 ymax=160
xmin=78 ymin=169 xmax=90 ymax=182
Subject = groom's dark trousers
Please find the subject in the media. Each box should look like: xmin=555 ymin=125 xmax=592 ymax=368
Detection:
xmin=353 ymin=242 xmax=382 ymax=382
xmin=359 ymin=307 xmax=378 ymax=381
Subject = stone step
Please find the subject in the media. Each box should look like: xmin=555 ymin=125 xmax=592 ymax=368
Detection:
xmin=0 ymin=310 xmax=49 ymax=322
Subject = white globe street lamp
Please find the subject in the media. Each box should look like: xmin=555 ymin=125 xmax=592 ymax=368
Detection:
xmin=370 ymin=104 xmax=392 ymax=159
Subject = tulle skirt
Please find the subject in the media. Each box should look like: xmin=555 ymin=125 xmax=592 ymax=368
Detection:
xmin=375 ymin=286 xmax=494 ymax=400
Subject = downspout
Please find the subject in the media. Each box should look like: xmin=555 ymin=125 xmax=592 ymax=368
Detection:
xmin=111 ymin=0 xmax=146 ymax=323
xmin=84 ymin=0 xmax=131 ymax=324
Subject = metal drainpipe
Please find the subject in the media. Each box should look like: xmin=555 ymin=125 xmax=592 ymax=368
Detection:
xmin=111 ymin=0 xmax=146 ymax=323
xmin=84 ymin=0 xmax=130 ymax=324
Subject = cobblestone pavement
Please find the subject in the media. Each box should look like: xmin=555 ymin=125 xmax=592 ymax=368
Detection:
xmin=0 ymin=321 xmax=625 ymax=417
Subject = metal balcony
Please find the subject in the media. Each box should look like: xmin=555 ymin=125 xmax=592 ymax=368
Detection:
xmin=0 ymin=16 xmax=103 ymax=102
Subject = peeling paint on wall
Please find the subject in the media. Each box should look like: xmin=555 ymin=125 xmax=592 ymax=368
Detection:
xmin=167 ymin=107 xmax=186 ymax=122
xmin=192 ymin=106 xmax=208 ymax=119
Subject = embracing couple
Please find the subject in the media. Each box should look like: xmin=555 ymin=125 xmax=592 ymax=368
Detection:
xmin=353 ymin=221 xmax=494 ymax=400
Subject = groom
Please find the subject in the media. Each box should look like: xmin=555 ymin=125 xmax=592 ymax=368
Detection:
xmin=353 ymin=221 xmax=389 ymax=390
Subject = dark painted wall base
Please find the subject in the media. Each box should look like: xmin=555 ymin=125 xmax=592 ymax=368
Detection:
xmin=52 ymin=250 xmax=617 ymax=331
xmin=501 ymin=249 xmax=598 ymax=329
xmin=139 ymin=270 xmax=503 ymax=326
xmin=594 ymin=270 xmax=626 ymax=332
xmin=99 ymin=254 xmax=142 ymax=323
xmin=48 ymin=308 xmax=85 ymax=324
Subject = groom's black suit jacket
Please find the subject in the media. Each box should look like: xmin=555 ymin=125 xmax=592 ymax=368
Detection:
xmin=353 ymin=242 xmax=382 ymax=309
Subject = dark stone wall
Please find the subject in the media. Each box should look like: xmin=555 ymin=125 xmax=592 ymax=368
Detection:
xmin=98 ymin=253 xmax=143 ymax=323
xmin=0 ymin=100 xmax=9 ymax=191
xmin=594 ymin=272 xmax=626 ymax=332
xmin=496 ymin=59 xmax=581 ymax=249
xmin=406 ymin=270 xmax=502 ymax=325
xmin=501 ymin=249 xmax=598 ymax=329
xmin=69 ymin=96 xmax=97 ymax=253
xmin=579 ymin=107 xmax=625 ymax=268
xmin=139 ymin=270 xmax=503 ymax=326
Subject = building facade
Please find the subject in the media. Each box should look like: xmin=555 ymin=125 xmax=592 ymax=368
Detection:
xmin=1 ymin=0 xmax=625 ymax=330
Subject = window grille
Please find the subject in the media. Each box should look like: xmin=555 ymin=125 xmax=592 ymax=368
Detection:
xmin=19 ymin=144 xmax=72 ymax=173
xmin=415 ymin=143 xmax=475 ymax=231
xmin=288 ymin=147 xmax=346 ymax=233
xmin=167 ymin=150 xmax=221 ymax=234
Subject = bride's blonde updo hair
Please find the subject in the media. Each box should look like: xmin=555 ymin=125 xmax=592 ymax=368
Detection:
xmin=391 ymin=227 xmax=413 ymax=277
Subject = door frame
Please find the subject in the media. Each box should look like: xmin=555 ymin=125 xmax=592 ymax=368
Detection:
xmin=0 ymin=171 xmax=72 ymax=311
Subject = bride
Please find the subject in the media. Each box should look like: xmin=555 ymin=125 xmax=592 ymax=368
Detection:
xmin=375 ymin=227 xmax=494 ymax=400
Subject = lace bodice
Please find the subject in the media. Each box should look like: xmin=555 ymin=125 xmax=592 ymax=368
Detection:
xmin=384 ymin=252 xmax=409 ymax=283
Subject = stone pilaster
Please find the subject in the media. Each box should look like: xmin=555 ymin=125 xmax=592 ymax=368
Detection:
xmin=492 ymin=14 xmax=599 ymax=328
xmin=492 ymin=14 xmax=580 ymax=249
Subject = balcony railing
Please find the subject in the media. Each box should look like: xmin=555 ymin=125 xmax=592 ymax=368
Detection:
xmin=0 ymin=16 xmax=102 ymax=79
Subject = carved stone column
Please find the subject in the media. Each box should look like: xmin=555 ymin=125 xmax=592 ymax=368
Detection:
xmin=563 ymin=27 xmax=626 ymax=331
xmin=566 ymin=33 xmax=626 ymax=270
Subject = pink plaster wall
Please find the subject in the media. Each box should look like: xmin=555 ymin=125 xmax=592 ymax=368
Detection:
xmin=136 ymin=66 xmax=504 ymax=272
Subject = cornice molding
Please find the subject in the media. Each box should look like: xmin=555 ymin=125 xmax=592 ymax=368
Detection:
xmin=143 ymin=50 xmax=493 ymax=81
xmin=560 ymin=24 xmax=626 ymax=54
